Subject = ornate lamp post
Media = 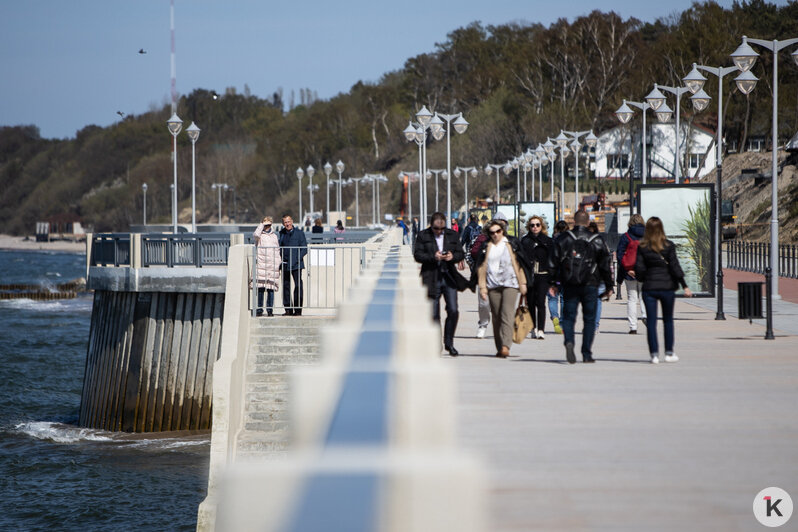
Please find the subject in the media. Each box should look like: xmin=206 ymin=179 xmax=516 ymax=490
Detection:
xmin=730 ymin=34 xmax=797 ymax=300
xmin=484 ymin=163 xmax=506 ymax=205
xmin=211 ymin=183 xmax=228 ymax=223
xmin=306 ymin=165 xmax=315 ymax=216
xmin=645 ymin=83 xmax=691 ymax=182
xmin=429 ymin=112 xmax=469 ymax=227
xmin=562 ymin=130 xmax=598 ymax=211
xmin=350 ymin=176 xmax=367 ymax=227
xmin=454 ymin=166 xmax=478 ymax=214
xmin=186 ymin=122 xmax=200 ymax=232
xmin=554 ymin=132 xmax=571 ymax=215
xmin=335 ymin=160 xmax=345 ymax=214
xmin=141 ymin=183 xmax=148 ymax=225
xmin=323 ymin=161 xmax=333 ymax=221
xmin=296 ymin=167 xmax=304 ymax=221
xmin=615 ymin=100 xmax=651 ymax=185
xmin=166 ymin=113 xmax=183 ymax=233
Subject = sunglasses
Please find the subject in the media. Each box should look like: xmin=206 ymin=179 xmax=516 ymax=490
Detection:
xmin=489 ymin=229 xmax=503 ymax=235
xmin=432 ymin=226 xmax=446 ymax=231
xmin=528 ymin=223 xmax=541 ymax=227
xmin=263 ymin=224 xmax=272 ymax=228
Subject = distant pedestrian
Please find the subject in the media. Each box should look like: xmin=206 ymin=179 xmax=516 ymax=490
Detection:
xmin=278 ymin=214 xmax=308 ymax=316
xmin=451 ymin=218 xmax=460 ymax=234
xmin=547 ymin=220 xmax=569 ymax=334
xmin=334 ymin=219 xmax=345 ymax=241
xmin=634 ymin=216 xmax=692 ymax=364
xmin=520 ymin=215 xmax=553 ymax=339
xmin=411 ymin=217 xmax=419 ymax=243
xmin=304 ymin=216 xmax=312 ymax=231
xmin=478 ymin=220 xmax=527 ymax=358
xmin=397 ymin=218 xmax=409 ymax=244
xmin=312 ymin=218 xmax=324 ymax=234
xmin=460 ymin=214 xmax=480 ymax=249
xmin=253 ymin=216 xmax=280 ymax=317
xmin=414 ymin=212 xmax=466 ymax=356
xmin=588 ymin=221 xmax=607 ymax=334
xmin=549 ymin=210 xmax=614 ymax=363
xmin=617 ymin=213 xmax=647 ymax=334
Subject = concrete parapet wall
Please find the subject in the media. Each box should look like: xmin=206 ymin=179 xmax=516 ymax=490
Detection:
xmin=202 ymin=228 xmax=486 ymax=532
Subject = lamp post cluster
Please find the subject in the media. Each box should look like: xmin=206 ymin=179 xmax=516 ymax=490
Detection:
xmin=403 ymin=106 xmax=469 ymax=228
xmin=166 ymin=113 xmax=201 ymax=233
xmin=613 ymin=34 xmax=798 ymax=310
xmin=210 ymin=183 xmax=229 ymax=223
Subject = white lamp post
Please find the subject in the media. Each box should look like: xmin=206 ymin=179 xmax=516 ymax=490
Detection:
xmin=186 ymin=122 xmax=200 ymax=232
xmin=166 ymin=113 xmax=183 ymax=233
xmin=484 ymin=163 xmax=506 ymax=205
xmin=296 ymin=167 xmax=304 ymax=221
xmin=335 ymin=160 xmax=345 ymax=214
xmin=306 ymin=165 xmax=315 ymax=216
xmin=615 ymin=100 xmax=651 ymax=185
xmin=683 ymin=61 xmax=736 ymax=319
xmin=429 ymin=169 xmax=446 ymax=212
xmin=211 ymin=183 xmax=228 ymax=223
xmin=731 ymin=35 xmax=798 ymax=301
xmin=511 ymin=156 xmax=521 ymax=204
xmin=323 ymin=161 xmax=332 ymax=221
xmin=454 ymin=166 xmax=478 ymax=215
xmin=141 ymin=183 xmax=148 ymax=225
xmin=562 ymin=130 xmax=597 ymax=211
xmin=350 ymin=176 xmax=366 ymax=227
xmin=429 ymin=112 xmax=468 ymax=227
xmin=404 ymin=121 xmax=428 ymax=224
xmin=646 ymin=83 xmax=691 ymax=182
xmin=554 ymin=132 xmax=571 ymax=215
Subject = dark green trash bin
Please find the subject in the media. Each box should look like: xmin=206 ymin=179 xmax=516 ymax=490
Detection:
xmin=738 ymin=282 xmax=763 ymax=319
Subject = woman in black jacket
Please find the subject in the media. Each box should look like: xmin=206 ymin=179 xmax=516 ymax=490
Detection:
xmin=634 ymin=217 xmax=693 ymax=364
xmin=520 ymin=215 xmax=553 ymax=339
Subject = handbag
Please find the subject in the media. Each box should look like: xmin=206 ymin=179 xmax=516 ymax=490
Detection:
xmin=512 ymin=295 xmax=535 ymax=344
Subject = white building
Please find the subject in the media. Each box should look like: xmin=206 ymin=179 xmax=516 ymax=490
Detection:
xmin=593 ymin=122 xmax=716 ymax=181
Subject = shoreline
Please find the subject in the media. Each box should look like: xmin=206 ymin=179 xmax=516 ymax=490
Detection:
xmin=0 ymin=234 xmax=86 ymax=254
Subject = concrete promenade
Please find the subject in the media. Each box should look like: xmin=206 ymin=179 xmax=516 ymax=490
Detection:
xmin=449 ymin=288 xmax=798 ymax=531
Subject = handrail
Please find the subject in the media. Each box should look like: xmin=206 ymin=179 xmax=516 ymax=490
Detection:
xmin=724 ymin=240 xmax=798 ymax=279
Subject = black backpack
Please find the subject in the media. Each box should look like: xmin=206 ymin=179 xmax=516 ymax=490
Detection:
xmin=559 ymin=230 xmax=599 ymax=285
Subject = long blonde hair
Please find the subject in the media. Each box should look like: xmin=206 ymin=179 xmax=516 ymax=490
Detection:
xmin=640 ymin=216 xmax=667 ymax=253
xmin=526 ymin=215 xmax=548 ymax=236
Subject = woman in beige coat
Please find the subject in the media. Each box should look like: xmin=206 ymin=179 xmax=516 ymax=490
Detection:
xmin=253 ymin=216 xmax=281 ymax=316
xmin=477 ymin=221 xmax=527 ymax=358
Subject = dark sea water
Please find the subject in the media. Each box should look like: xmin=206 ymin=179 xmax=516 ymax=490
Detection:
xmin=0 ymin=250 xmax=209 ymax=531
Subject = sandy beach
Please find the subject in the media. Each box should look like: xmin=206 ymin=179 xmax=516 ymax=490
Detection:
xmin=0 ymin=234 xmax=87 ymax=254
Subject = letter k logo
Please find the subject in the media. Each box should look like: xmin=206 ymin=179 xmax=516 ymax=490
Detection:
xmin=765 ymin=496 xmax=784 ymax=518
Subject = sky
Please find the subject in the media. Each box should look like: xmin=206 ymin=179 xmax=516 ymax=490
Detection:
xmin=0 ymin=0 xmax=770 ymax=140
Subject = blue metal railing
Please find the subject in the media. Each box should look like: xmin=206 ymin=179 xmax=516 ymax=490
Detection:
xmin=724 ymin=240 xmax=798 ymax=279
xmin=91 ymin=233 xmax=231 ymax=267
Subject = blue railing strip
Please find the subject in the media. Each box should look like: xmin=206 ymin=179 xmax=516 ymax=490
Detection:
xmin=325 ymin=372 xmax=390 ymax=445
xmin=287 ymin=474 xmax=379 ymax=532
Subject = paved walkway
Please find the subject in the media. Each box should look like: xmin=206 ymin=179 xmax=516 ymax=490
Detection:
xmin=449 ymin=288 xmax=798 ymax=531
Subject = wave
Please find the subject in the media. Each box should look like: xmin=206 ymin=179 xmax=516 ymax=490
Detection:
xmin=0 ymin=296 xmax=93 ymax=313
xmin=11 ymin=421 xmax=210 ymax=450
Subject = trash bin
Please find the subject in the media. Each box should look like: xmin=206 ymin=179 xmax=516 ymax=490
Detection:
xmin=738 ymin=282 xmax=763 ymax=319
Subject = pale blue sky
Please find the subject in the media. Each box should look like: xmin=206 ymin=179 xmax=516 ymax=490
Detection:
xmin=0 ymin=0 xmax=760 ymax=139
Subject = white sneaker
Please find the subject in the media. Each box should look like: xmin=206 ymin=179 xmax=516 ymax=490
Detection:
xmin=536 ymin=329 xmax=545 ymax=339
xmin=476 ymin=327 xmax=487 ymax=339
xmin=650 ymin=355 xmax=660 ymax=364
xmin=664 ymin=353 xmax=679 ymax=363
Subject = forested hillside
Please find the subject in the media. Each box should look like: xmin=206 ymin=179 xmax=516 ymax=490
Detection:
xmin=1 ymin=1 xmax=797 ymax=235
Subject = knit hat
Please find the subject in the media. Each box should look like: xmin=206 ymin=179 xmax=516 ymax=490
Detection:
xmin=493 ymin=211 xmax=508 ymax=222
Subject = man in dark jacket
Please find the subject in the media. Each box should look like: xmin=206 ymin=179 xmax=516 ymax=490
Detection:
xmin=616 ymin=213 xmax=647 ymax=333
xmin=413 ymin=212 xmax=465 ymax=356
xmin=278 ymin=214 xmax=308 ymax=315
xmin=549 ymin=210 xmax=614 ymax=363
xmin=460 ymin=214 xmax=480 ymax=248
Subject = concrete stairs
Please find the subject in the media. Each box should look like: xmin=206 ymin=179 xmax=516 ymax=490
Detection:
xmin=236 ymin=316 xmax=324 ymax=458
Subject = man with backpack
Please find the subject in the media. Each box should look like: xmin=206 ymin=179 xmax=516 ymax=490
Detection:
xmin=617 ymin=213 xmax=647 ymax=334
xmin=549 ymin=210 xmax=614 ymax=363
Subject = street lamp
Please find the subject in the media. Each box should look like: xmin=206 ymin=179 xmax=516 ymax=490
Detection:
xmin=429 ymin=112 xmax=469 ymax=227
xmin=454 ymin=166 xmax=478 ymax=215
xmin=398 ymin=171 xmax=417 ymax=223
xmin=141 ymin=183 xmax=148 ymax=225
xmin=683 ymin=62 xmax=738 ymax=319
xmin=350 ymin=176 xmax=367 ymax=227
xmin=731 ymin=34 xmax=798 ymax=300
xmin=547 ymin=149 xmax=558 ymax=203
xmin=562 ymin=130 xmax=598 ymax=211
xmin=645 ymin=83 xmax=691 ymax=182
xmin=323 ymin=161 xmax=332 ymax=221
xmin=554 ymin=132 xmax=571 ymax=215
xmin=211 ymin=183 xmax=228 ymax=223
xmin=335 ymin=160 xmax=345 ymax=214
xmin=484 ymin=163 xmax=506 ymax=205
xmin=296 ymin=167 xmax=304 ymax=221
xmin=166 ymin=113 xmax=183 ymax=233
xmin=404 ymin=121 xmax=428 ymax=224
xmin=429 ymin=169 xmax=446 ymax=212
xmin=186 ymin=121 xmax=200 ymax=232
xmin=306 ymin=165 xmax=315 ymax=216
xmin=615 ymin=99 xmax=651 ymax=185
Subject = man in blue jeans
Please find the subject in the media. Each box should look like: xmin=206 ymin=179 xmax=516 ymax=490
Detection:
xmin=549 ymin=210 xmax=614 ymax=363
xmin=278 ymin=214 xmax=308 ymax=316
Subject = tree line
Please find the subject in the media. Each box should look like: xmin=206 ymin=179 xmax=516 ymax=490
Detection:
xmin=0 ymin=1 xmax=796 ymax=234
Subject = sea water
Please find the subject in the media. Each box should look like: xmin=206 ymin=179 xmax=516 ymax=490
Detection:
xmin=0 ymin=250 xmax=209 ymax=531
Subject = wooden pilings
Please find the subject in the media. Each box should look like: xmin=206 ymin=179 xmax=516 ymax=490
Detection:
xmin=79 ymin=290 xmax=224 ymax=432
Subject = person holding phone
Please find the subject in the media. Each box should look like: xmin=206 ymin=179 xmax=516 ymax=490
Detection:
xmin=413 ymin=212 xmax=466 ymax=356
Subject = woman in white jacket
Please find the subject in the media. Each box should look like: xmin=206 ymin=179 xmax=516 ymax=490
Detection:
xmin=253 ymin=216 xmax=281 ymax=316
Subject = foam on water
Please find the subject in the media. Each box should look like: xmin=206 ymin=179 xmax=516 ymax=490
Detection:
xmin=0 ymin=296 xmax=93 ymax=313
xmin=12 ymin=421 xmax=210 ymax=450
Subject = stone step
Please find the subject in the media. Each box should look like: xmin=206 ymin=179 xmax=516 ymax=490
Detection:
xmin=249 ymin=344 xmax=321 ymax=356
xmin=246 ymin=409 xmax=290 ymax=423
xmin=245 ymin=392 xmax=289 ymax=410
xmin=237 ymin=431 xmax=289 ymax=454
xmin=248 ymin=355 xmax=320 ymax=372
xmin=249 ymin=335 xmax=320 ymax=346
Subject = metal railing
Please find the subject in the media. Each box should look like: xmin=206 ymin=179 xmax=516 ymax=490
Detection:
xmin=249 ymin=245 xmax=368 ymax=316
xmin=90 ymin=234 xmax=131 ymax=266
xmin=244 ymin=229 xmax=380 ymax=246
xmin=90 ymin=233 xmax=231 ymax=268
xmin=142 ymin=234 xmax=230 ymax=267
xmin=724 ymin=240 xmax=798 ymax=279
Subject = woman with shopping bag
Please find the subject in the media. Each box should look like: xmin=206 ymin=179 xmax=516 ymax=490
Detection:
xmin=478 ymin=220 xmax=528 ymax=358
